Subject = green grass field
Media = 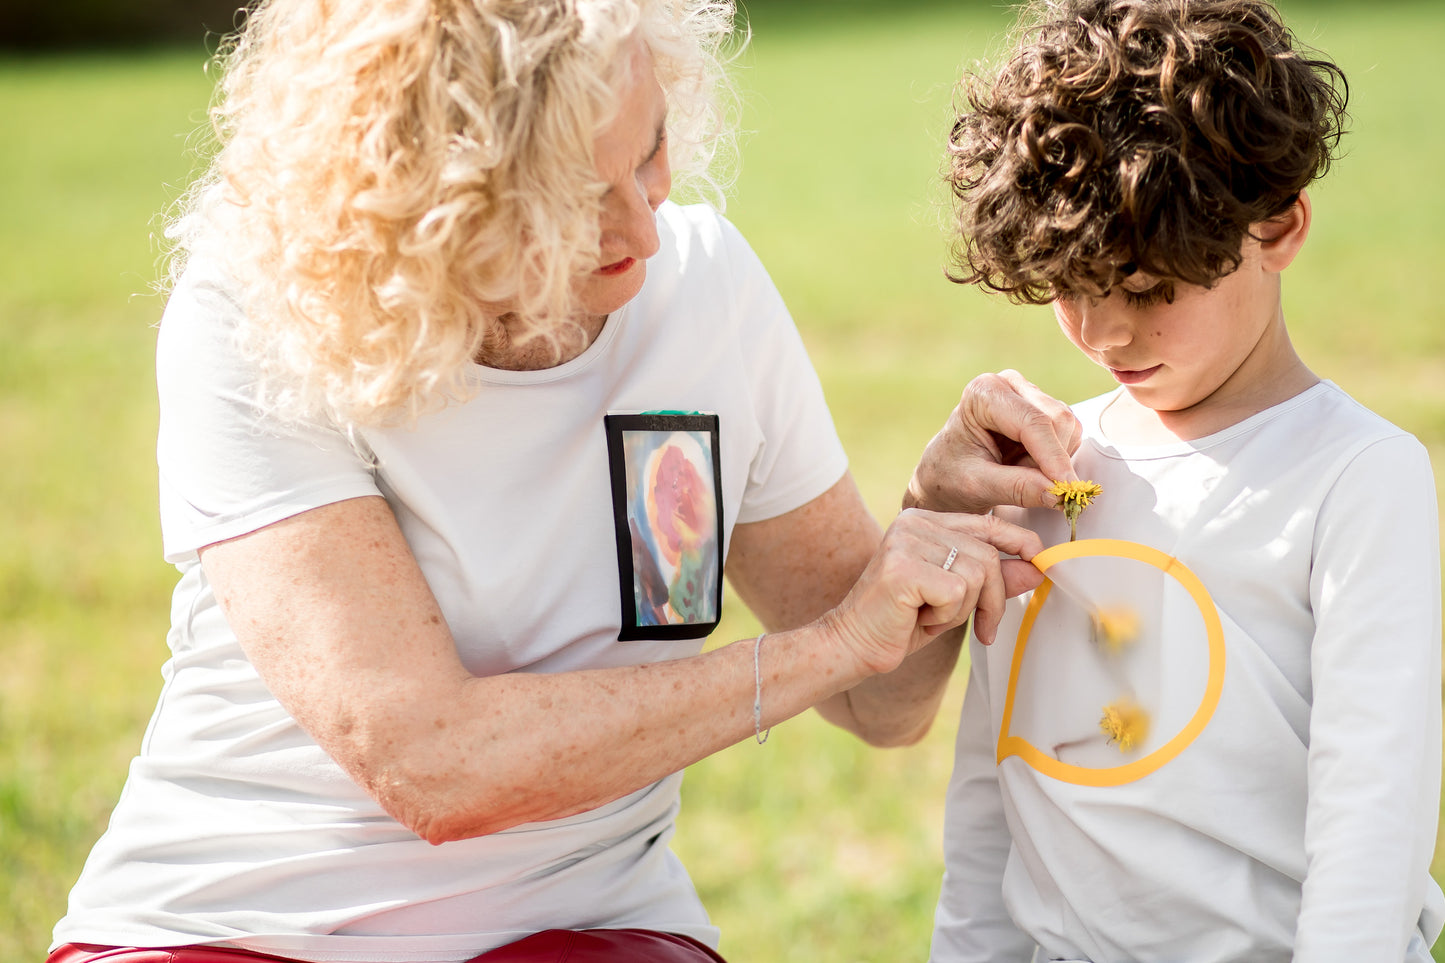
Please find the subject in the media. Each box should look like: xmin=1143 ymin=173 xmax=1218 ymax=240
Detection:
xmin=3 ymin=2 xmax=1444 ymax=959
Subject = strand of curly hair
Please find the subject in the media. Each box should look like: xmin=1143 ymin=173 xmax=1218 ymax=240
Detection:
xmin=946 ymin=0 xmax=1348 ymax=305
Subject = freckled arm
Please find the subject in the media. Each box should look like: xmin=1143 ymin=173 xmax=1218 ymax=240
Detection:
xmin=200 ymin=494 xmax=883 ymax=843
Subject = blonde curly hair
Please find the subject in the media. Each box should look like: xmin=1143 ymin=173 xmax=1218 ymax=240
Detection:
xmin=171 ymin=0 xmax=736 ymax=426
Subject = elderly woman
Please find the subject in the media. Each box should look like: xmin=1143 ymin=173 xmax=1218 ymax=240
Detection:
xmin=48 ymin=1 xmax=1077 ymax=962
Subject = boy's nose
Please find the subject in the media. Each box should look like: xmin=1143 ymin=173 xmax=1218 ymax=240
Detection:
xmin=1078 ymin=303 xmax=1132 ymax=351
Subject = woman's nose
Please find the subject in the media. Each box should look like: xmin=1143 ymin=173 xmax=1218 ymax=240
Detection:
xmin=608 ymin=154 xmax=670 ymax=261
xmin=642 ymin=145 xmax=671 ymax=213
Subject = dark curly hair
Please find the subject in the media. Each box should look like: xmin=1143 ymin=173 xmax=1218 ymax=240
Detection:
xmin=946 ymin=0 xmax=1348 ymax=304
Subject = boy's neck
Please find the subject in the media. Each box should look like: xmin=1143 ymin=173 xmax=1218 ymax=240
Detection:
xmin=1099 ymin=343 xmax=1319 ymax=446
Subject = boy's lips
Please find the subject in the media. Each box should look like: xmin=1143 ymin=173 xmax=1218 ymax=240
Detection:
xmin=1109 ymin=364 xmax=1163 ymax=386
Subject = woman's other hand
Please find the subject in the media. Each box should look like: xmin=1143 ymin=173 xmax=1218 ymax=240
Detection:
xmin=905 ymin=369 xmax=1082 ymax=515
xmin=821 ymin=508 xmax=1043 ymax=676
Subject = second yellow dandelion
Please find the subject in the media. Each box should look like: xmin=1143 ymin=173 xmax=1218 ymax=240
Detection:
xmin=1091 ymin=606 xmax=1140 ymax=654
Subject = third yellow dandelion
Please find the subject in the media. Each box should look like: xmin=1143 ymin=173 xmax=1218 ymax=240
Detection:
xmin=1099 ymin=698 xmax=1150 ymax=752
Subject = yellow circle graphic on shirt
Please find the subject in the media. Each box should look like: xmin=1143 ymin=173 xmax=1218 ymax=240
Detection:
xmin=995 ymin=538 xmax=1225 ymax=787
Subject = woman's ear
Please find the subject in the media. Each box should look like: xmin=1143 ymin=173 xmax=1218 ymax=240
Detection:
xmin=1256 ymin=190 xmax=1312 ymax=273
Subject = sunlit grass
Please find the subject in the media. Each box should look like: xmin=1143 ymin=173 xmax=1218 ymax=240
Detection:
xmin=4 ymin=3 xmax=1444 ymax=959
xmin=0 ymin=49 xmax=210 ymax=960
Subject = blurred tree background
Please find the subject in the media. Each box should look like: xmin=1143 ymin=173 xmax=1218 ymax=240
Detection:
xmin=0 ymin=1 xmax=251 ymax=49
xmin=6 ymin=0 xmax=970 ymax=51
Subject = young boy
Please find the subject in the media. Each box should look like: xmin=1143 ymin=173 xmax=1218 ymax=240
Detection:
xmin=930 ymin=1 xmax=1444 ymax=959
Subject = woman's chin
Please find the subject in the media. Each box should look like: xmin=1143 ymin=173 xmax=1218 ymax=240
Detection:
xmin=578 ymin=260 xmax=647 ymax=317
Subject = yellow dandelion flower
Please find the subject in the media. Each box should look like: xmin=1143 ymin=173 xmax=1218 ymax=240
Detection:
xmin=1099 ymin=698 xmax=1150 ymax=752
xmin=1092 ymin=606 xmax=1140 ymax=655
xmin=1049 ymin=479 xmax=1103 ymax=541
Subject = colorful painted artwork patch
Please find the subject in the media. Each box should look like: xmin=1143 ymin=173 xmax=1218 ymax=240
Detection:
xmin=604 ymin=413 xmax=724 ymax=641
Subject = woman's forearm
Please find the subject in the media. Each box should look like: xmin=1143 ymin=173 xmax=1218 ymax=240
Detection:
xmin=814 ymin=624 xmax=967 ymax=748
xmin=204 ymin=497 xmax=874 ymax=842
xmin=372 ymin=625 xmax=862 ymax=843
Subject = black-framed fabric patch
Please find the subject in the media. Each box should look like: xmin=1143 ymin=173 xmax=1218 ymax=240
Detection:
xmin=604 ymin=413 xmax=724 ymax=641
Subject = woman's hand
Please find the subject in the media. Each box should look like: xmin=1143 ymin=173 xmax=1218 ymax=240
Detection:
xmin=906 ymin=369 xmax=1083 ymax=515
xmin=820 ymin=508 xmax=1044 ymax=680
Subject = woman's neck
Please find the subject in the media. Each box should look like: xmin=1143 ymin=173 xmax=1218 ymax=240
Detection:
xmin=475 ymin=313 xmax=609 ymax=371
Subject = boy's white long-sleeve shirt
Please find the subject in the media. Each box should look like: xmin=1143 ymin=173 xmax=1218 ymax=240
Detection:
xmin=931 ymin=383 xmax=1445 ymax=963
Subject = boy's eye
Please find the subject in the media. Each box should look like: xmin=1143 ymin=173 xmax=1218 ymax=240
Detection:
xmin=1120 ymin=283 xmax=1173 ymax=308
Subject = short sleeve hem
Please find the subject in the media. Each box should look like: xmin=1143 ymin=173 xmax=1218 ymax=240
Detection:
xmin=734 ymin=453 xmax=850 ymax=525
xmin=160 ymin=476 xmax=383 ymax=564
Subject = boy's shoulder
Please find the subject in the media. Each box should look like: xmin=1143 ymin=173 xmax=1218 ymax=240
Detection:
xmin=1262 ymin=381 xmax=1423 ymax=458
xmin=1072 ymin=382 xmax=1421 ymax=456
xmin=1066 ymin=383 xmax=1433 ymax=515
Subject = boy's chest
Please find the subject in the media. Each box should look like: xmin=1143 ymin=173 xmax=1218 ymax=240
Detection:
xmin=995 ymin=443 xmax=1318 ymax=754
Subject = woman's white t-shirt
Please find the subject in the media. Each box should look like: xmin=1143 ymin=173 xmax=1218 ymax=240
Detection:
xmin=52 ymin=201 xmax=849 ymax=963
